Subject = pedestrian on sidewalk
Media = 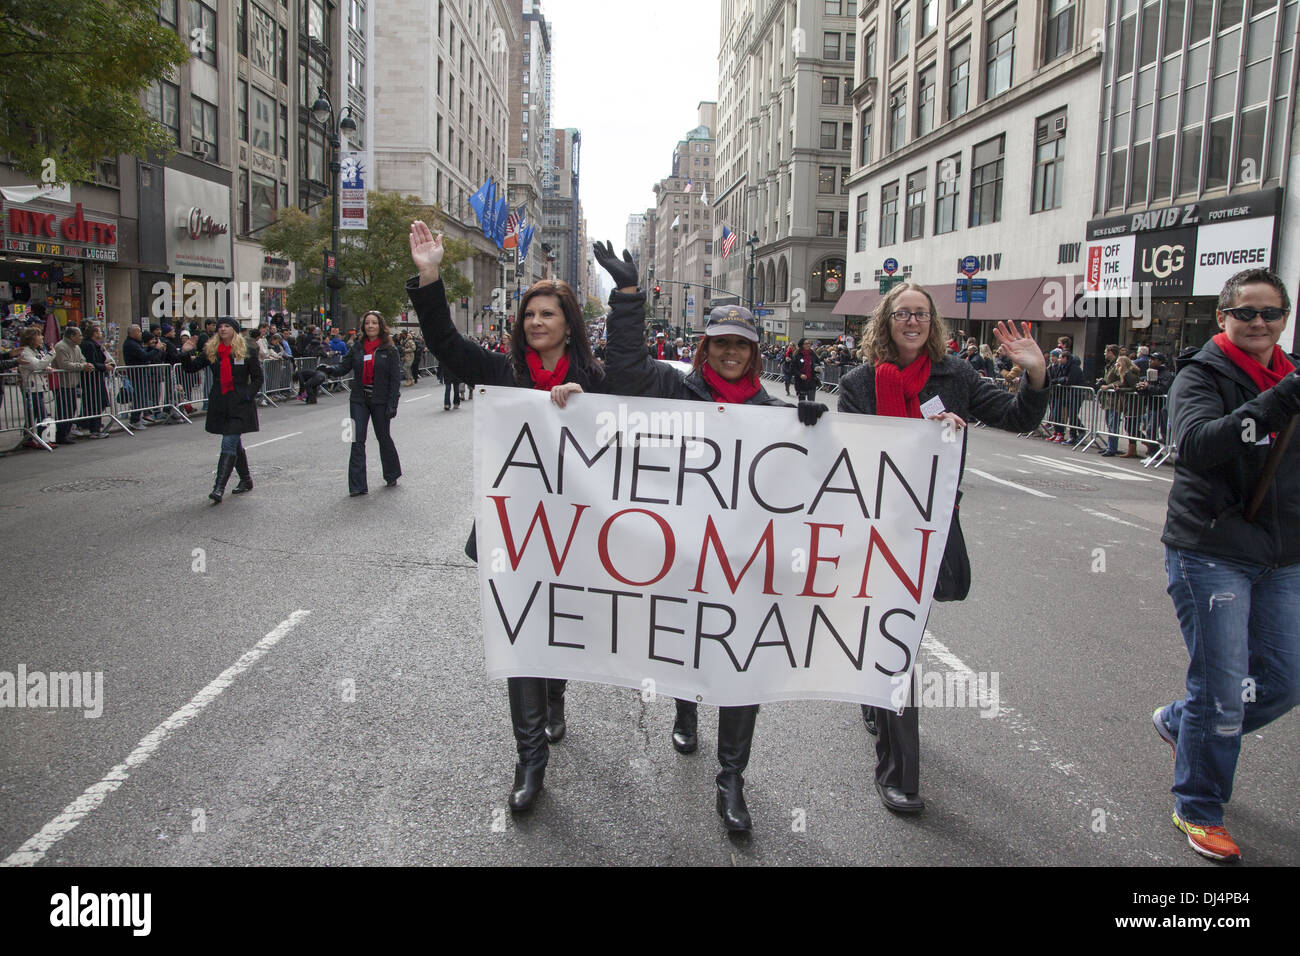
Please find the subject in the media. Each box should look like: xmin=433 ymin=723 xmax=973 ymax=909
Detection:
xmin=837 ymin=283 xmax=1049 ymax=816
xmin=597 ymin=240 xmax=829 ymax=835
xmin=180 ymin=318 xmax=262 ymax=503
xmin=78 ymin=323 xmax=113 ymax=438
xmin=17 ymin=326 xmax=56 ymax=448
xmin=52 ymin=325 xmax=92 ymax=444
xmin=1153 ymin=267 xmax=1300 ymax=863
xmin=320 ymin=310 xmax=403 ymax=496
xmin=408 ymin=220 xmax=608 ymax=815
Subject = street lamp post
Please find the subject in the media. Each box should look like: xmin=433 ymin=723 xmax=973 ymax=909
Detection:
xmin=310 ymin=87 xmax=356 ymax=329
xmin=746 ymin=231 xmax=759 ymax=309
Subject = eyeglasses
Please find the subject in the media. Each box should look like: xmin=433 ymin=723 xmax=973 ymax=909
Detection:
xmin=1222 ymin=306 xmax=1289 ymax=323
xmin=889 ymin=310 xmax=932 ymax=323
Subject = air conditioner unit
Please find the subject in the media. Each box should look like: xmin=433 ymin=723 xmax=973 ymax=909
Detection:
xmin=191 ymin=138 xmax=210 ymax=159
xmin=1055 ymin=116 xmax=1067 ymax=134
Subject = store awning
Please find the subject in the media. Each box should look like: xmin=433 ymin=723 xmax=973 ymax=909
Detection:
xmin=832 ymin=289 xmax=882 ymax=316
xmin=928 ymin=277 xmax=1049 ymax=325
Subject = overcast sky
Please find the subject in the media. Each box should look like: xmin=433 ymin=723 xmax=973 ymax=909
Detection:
xmin=544 ymin=0 xmax=722 ymax=294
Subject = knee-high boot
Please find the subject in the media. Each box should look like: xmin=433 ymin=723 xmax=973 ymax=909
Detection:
xmin=210 ymin=452 xmax=236 ymax=503
xmin=874 ymin=677 xmax=923 ymax=813
xmin=716 ymin=704 xmax=759 ymax=832
xmin=507 ymin=677 xmax=549 ymax=812
xmin=545 ymin=679 xmax=567 ymax=743
xmin=232 ymin=448 xmax=253 ymax=494
xmin=672 ymin=698 xmax=698 ymax=754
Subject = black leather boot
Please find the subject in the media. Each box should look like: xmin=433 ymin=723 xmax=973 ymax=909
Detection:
xmin=210 ymin=452 xmax=236 ymax=503
xmin=507 ymin=677 xmax=548 ymax=812
xmin=672 ymin=699 xmax=698 ymax=754
xmin=861 ymin=704 xmax=879 ymax=736
xmin=715 ymin=704 xmax=759 ymax=832
xmin=231 ymin=448 xmax=253 ymax=494
xmin=545 ymin=679 xmax=567 ymax=743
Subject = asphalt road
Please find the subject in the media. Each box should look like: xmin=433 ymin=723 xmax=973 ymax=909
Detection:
xmin=0 ymin=377 xmax=1295 ymax=867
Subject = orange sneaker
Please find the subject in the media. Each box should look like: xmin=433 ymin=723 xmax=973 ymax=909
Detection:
xmin=1172 ymin=811 xmax=1241 ymax=862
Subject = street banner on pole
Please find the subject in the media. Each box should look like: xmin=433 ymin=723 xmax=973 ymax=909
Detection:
xmin=472 ymin=388 xmax=962 ymax=707
xmin=339 ymin=151 xmax=368 ymax=230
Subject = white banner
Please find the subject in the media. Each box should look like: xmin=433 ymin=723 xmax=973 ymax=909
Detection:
xmin=472 ymin=388 xmax=963 ymax=708
xmin=339 ymin=151 xmax=367 ymax=231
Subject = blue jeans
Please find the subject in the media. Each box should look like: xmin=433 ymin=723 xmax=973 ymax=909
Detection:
xmin=220 ymin=433 xmax=243 ymax=455
xmin=1104 ymin=409 xmax=1121 ymax=453
xmin=1161 ymin=546 xmax=1300 ymax=825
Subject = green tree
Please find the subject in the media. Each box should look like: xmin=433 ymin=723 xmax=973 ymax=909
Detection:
xmin=583 ymin=296 xmax=604 ymax=319
xmin=260 ymin=192 xmax=475 ymax=321
xmin=0 ymin=0 xmax=189 ymax=184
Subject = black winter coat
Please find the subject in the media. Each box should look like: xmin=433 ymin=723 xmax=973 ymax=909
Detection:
xmin=327 ymin=340 xmax=402 ymax=414
xmin=836 ymin=357 xmax=1050 ymax=483
xmin=179 ymin=347 xmax=263 ymax=435
xmin=406 ymin=275 xmax=609 ymax=393
xmin=1161 ymin=339 xmax=1300 ymax=567
xmin=604 ymin=288 xmax=789 ymax=408
xmin=123 ymin=337 xmax=163 ymax=366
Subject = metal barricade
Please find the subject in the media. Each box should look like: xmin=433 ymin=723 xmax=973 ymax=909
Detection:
xmin=110 ymin=363 xmax=190 ymax=433
xmin=259 ymin=357 xmax=295 ymax=406
xmin=1 ymin=370 xmax=28 ymax=448
xmin=820 ymin=363 xmax=843 ymax=393
xmin=1038 ymin=384 xmax=1096 ymax=446
xmin=1089 ymin=388 xmax=1172 ymax=467
xmin=171 ymin=363 xmax=211 ymax=416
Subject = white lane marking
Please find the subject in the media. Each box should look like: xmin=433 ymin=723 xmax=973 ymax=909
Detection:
xmin=1 ymin=610 xmax=312 ymax=867
xmin=245 ymin=431 xmax=303 ymax=449
xmin=1019 ymin=454 xmax=1150 ymax=482
xmin=919 ymin=631 xmax=1123 ymax=809
xmin=1078 ymin=506 xmax=1156 ymax=532
xmin=1015 ymin=469 xmax=1032 ymax=474
xmin=965 ymin=467 xmax=1056 ymax=499
xmin=406 ymin=394 xmax=433 ymax=403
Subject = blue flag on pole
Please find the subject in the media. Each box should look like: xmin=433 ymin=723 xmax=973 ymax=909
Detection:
xmin=492 ymin=195 xmax=508 ymax=247
xmin=469 ymin=180 xmax=490 ymax=225
xmin=519 ymin=224 xmax=535 ymax=262
xmin=480 ymin=181 xmax=496 ymax=239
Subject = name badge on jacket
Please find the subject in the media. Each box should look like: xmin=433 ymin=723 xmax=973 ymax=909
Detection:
xmin=363 ymin=354 xmax=373 ymax=363
xmin=232 ymin=358 xmax=244 ymax=365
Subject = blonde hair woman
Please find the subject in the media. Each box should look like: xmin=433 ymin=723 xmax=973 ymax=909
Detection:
xmin=180 ymin=318 xmax=263 ymax=502
xmin=839 ymin=281 xmax=1049 ymax=814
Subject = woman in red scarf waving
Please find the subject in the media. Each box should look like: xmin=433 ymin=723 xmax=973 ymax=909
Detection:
xmin=1153 ymin=269 xmax=1300 ymax=863
xmin=320 ymin=310 xmax=403 ymax=496
xmin=406 ymin=220 xmax=616 ymax=814
xmin=597 ymin=239 xmax=828 ymax=834
xmin=836 ymin=283 xmax=1048 ymax=815
xmin=180 ymin=317 xmax=264 ymax=503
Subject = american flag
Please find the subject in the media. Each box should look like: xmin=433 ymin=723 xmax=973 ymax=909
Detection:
xmin=683 ymin=180 xmax=693 ymax=193
xmin=503 ymin=205 xmax=523 ymax=249
xmin=721 ymin=226 xmax=737 ymax=259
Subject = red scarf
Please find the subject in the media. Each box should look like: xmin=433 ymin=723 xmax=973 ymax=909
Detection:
xmin=217 ymin=343 xmax=234 ymax=394
xmin=1213 ymin=332 xmax=1294 ymax=393
xmin=701 ymin=362 xmax=761 ymax=404
xmin=362 ymin=337 xmax=381 ymax=386
xmin=800 ymin=350 xmax=814 ymax=378
xmin=525 ymin=348 xmax=570 ymax=389
xmin=874 ymin=353 xmax=932 ymax=418
xmin=656 ymin=341 xmax=666 ymax=359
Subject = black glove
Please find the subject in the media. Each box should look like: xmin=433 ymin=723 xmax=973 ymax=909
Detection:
xmin=593 ymin=240 xmax=638 ymax=290
xmin=797 ymin=401 xmax=828 ymax=426
xmin=388 ymin=407 xmax=397 ymax=419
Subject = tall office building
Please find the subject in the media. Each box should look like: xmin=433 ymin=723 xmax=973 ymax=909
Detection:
xmin=714 ymin=0 xmax=861 ymax=345
xmin=371 ymin=0 xmax=516 ymax=333
xmin=839 ymin=0 xmax=1106 ymax=356
xmin=507 ymin=1 xmax=553 ymax=292
xmin=541 ymin=127 xmax=582 ymax=295
xmin=652 ymin=104 xmax=717 ymax=335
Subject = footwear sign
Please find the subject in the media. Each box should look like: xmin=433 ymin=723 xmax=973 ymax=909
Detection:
xmin=472 ymin=388 xmax=962 ymax=708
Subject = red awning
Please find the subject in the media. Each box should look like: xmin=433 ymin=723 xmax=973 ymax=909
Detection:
xmin=928 ymin=277 xmax=1048 ymax=325
xmin=832 ymin=289 xmax=882 ymax=316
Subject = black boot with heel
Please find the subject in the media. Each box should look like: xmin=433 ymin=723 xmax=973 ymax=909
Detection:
xmin=210 ymin=452 xmax=236 ymax=504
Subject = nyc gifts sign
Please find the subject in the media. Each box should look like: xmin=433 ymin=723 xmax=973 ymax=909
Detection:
xmin=473 ymin=388 xmax=962 ymax=708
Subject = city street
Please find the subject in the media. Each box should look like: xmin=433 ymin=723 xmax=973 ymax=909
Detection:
xmin=1 ymin=381 xmax=1296 ymax=868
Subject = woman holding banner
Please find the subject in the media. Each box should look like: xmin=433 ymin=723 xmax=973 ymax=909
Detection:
xmin=407 ymin=219 xmax=617 ymax=814
xmin=595 ymin=240 xmax=828 ymax=834
xmin=838 ymin=283 xmax=1048 ymax=814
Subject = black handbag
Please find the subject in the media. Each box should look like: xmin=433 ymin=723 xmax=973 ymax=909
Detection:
xmin=933 ymin=489 xmax=970 ymax=602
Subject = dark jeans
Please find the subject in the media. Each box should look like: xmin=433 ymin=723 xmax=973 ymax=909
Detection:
xmin=80 ymin=375 xmax=107 ymax=432
xmin=444 ymin=378 xmax=461 ymax=407
xmin=348 ymin=399 xmax=401 ymax=492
